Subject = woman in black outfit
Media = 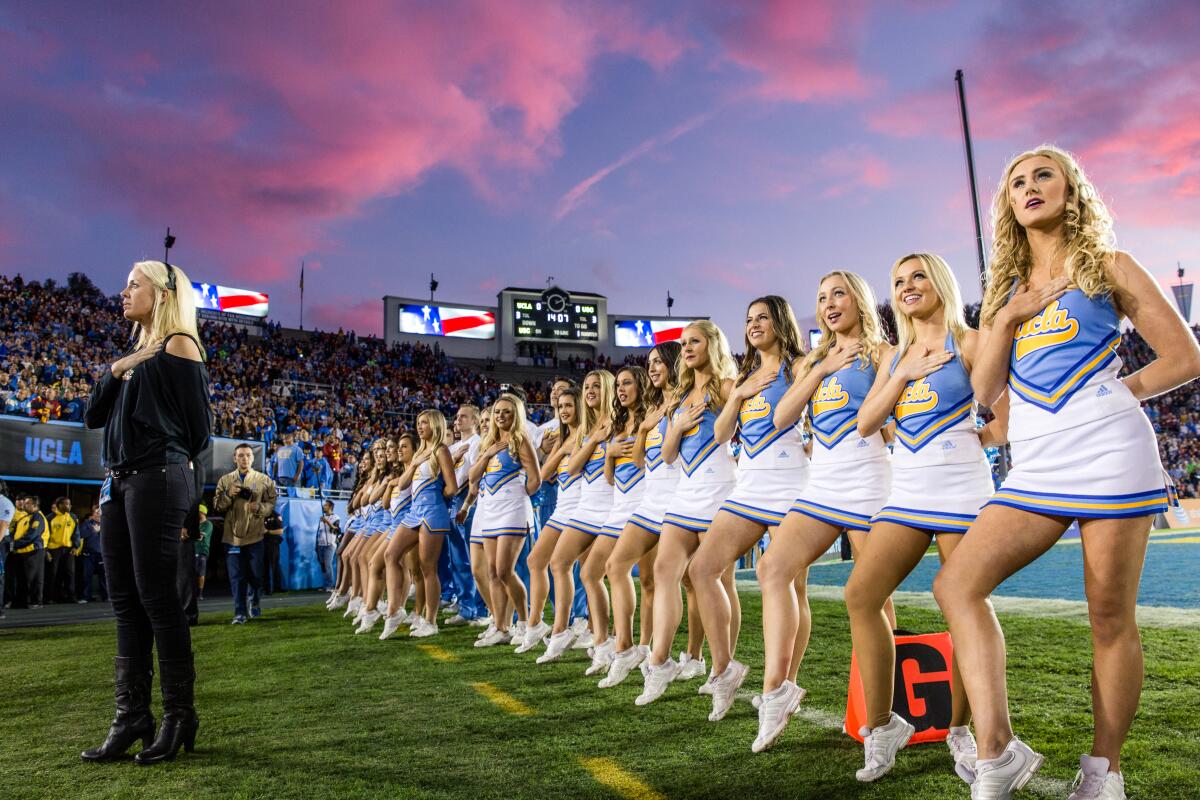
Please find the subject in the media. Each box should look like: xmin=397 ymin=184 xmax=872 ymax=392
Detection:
xmin=82 ymin=260 xmax=211 ymax=765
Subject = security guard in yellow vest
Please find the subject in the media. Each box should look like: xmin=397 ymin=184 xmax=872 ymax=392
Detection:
xmin=12 ymin=494 xmax=49 ymax=607
xmin=47 ymin=497 xmax=79 ymax=602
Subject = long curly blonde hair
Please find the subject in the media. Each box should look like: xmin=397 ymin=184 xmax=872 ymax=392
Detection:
xmin=670 ymin=320 xmax=737 ymax=414
xmin=892 ymin=253 xmax=970 ymax=359
xmin=799 ymin=270 xmax=886 ymax=378
xmin=413 ymin=409 xmax=447 ymax=478
xmin=479 ymin=393 xmax=531 ymax=459
xmin=981 ymin=145 xmax=1116 ymax=326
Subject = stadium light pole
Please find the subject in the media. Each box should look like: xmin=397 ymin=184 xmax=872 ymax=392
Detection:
xmin=163 ymin=227 xmax=175 ymax=265
xmin=666 ymin=291 xmax=674 ymax=318
xmin=955 ymin=69 xmax=987 ymax=292
xmin=430 ymin=272 xmax=439 ymax=301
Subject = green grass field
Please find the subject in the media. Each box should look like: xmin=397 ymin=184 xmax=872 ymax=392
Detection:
xmin=2 ymin=592 xmax=1198 ymax=799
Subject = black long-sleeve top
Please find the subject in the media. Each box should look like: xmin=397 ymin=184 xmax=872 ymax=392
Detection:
xmin=85 ymin=334 xmax=213 ymax=470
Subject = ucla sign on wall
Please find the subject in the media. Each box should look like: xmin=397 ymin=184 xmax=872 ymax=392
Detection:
xmin=1 ymin=415 xmax=263 ymax=484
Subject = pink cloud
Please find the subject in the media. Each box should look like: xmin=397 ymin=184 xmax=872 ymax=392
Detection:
xmin=711 ymin=0 xmax=876 ymax=103
xmin=308 ymin=297 xmax=381 ymax=337
xmin=0 ymin=1 xmax=689 ymax=283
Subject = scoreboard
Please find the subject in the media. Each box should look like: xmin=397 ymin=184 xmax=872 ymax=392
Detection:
xmin=509 ymin=287 xmax=601 ymax=341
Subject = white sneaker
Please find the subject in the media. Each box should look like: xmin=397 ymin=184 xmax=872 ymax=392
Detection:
xmin=443 ymin=600 xmax=460 ymax=615
xmin=569 ymin=617 xmax=590 ymax=636
xmin=355 ymin=609 xmax=382 ymax=634
xmin=476 ymin=623 xmax=497 ymax=641
xmin=515 ymin=621 xmax=552 ymax=654
xmin=510 ymin=621 xmax=528 ymax=646
xmin=469 ymin=615 xmax=493 ymax=628
xmin=584 ymin=638 xmax=616 ymax=676
xmin=379 ymin=613 xmax=406 ymax=640
xmin=411 ymin=620 xmax=439 ymax=638
xmin=599 ymin=646 xmax=648 ymax=688
xmin=403 ymin=611 xmax=423 ymax=627
xmin=444 ymin=614 xmax=469 ymax=627
xmin=1067 ymin=755 xmax=1125 ymax=800
xmin=342 ymin=596 xmax=363 ymax=618
xmin=708 ymin=660 xmax=749 ymax=721
xmin=677 ymin=653 xmax=708 ymax=682
xmin=856 ymin=712 xmax=916 ymax=782
xmin=571 ymin=630 xmax=594 ymax=650
xmin=752 ymin=681 xmax=805 ymax=752
xmin=376 ymin=599 xmax=388 ymax=615
xmin=638 ymin=645 xmax=652 ymax=676
xmin=968 ymin=737 xmax=1043 ymax=799
xmin=635 ymin=658 xmax=681 ymax=706
xmin=474 ymin=627 xmax=512 ymax=648
xmin=947 ymin=725 xmax=979 ymax=784
xmin=536 ymin=630 xmax=577 ymax=663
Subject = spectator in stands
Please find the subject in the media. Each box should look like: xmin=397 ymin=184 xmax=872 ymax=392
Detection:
xmin=272 ymin=432 xmax=304 ymax=488
xmin=263 ymin=509 xmax=285 ymax=594
xmin=11 ymin=494 xmax=48 ymax=608
xmin=5 ymin=387 xmax=32 ymax=416
xmin=46 ymin=496 xmax=78 ymax=602
xmin=77 ymin=504 xmax=106 ymax=603
xmin=195 ymin=504 xmax=213 ymax=600
xmin=0 ymin=479 xmax=13 ymax=618
xmin=31 ymin=385 xmax=63 ymax=422
xmin=214 ymin=443 xmax=277 ymax=623
xmin=339 ymin=451 xmax=359 ymax=491
xmin=323 ymin=433 xmax=342 ymax=476
xmin=316 ymin=500 xmax=340 ymax=591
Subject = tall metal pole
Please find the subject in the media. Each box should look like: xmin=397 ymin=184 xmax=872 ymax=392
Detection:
xmin=955 ymin=69 xmax=987 ymax=290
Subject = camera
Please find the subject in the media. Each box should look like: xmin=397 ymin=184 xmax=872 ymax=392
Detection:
xmin=234 ymin=486 xmax=255 ymax=501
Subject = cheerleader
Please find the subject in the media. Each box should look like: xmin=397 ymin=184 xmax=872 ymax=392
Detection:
xmin=470 ymin=393 xmax=541 ymax=646
xmin=339 ymin=439 xmax=390 ymax=619
xmin=577 ymin=365 xmax=651 ymax=676
xmin=327 ymin=449 xmax=374 ymax=609
xmin=519 ymin=387 xmax=583 ymax=653
xmin=350 ymin=438 xmax=406 ymax=628
xmin=458 ymin=406 xmax=498 ymax=639
xmin=539 ymin=370 xmax=616 ymax=663
xmin=933 ymin=146 xmax=1200 ymax=800
xmin=360 ymin=434 xmax=418 ymax=637
xmin=844 ymin=253 xmax=1006 ymax=783
xmin=688 ymin=296 xmax=807 ymax=721
xmin=750 ymin=271 xmax=889 ymax=752
xmin=599 ymin=342 xmax=685 ymax=688
xmin=637 ymin=321 xmax=738 ymax=706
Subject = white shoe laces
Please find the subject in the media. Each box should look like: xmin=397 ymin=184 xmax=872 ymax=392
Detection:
xmin=1069 ymin=770 xmax=1107 ymax=798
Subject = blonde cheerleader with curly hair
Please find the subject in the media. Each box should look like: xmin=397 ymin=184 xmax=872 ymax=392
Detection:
xmin=934 ymin=146 xmax=1200 ymax=800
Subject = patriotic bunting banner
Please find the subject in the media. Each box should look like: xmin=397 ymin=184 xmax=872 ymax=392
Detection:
xmin=400 ymin=304 xmax=496 ymax=339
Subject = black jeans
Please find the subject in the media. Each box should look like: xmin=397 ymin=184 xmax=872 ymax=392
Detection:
xmin=263 ymin=535 xmax=285 ymax=593
xmin=101 ymin=463 xmax=194 ymax=664
xmin=21 ymin=550 xmax=45 ymax=606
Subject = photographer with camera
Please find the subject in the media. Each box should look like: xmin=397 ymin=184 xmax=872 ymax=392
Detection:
xmin=316 ymin=500 xmax=340 ymax=591
xmin=213 ymin=444 xmax=277 ymax=624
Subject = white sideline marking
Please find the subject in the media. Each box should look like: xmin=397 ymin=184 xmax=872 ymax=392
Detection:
xmin=735 ymin=580 xmax=1200 ymax=628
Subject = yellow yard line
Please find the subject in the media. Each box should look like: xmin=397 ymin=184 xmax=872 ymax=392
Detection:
xmin=416 ymin=644 xmax=460 ymax=662
xmin=469 ymin=681 xmax=533 ymax=716
xmin=578 ymin=757 xmax=667 ymax=800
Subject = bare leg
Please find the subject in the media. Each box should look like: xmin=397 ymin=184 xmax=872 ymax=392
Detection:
xmin=933 ymin=534 xmax=972 ymax=728
xmin=757 ymin=512 xmax=840 ymax=693
xmin=419 ymin=529 xmax=445 ymax=622
xmin=548 ymin=529 xmax=593 ymax=634
xmin=526 ymin=525 xmax=561 ymax=626
xmin=688 ymin=512 xmax=766 ymax=675
xmin=637 ymin=544 xmax=658 ymax=646
xmin=1079 ymin=516 xmax=1153 ymax=771
xmin=494 ymin=534 xmax=528 ymax=626
xmin=384 ymin=534 xmax=414 ymax=617
xmin=932 ymin=506 xmax=1065 ymax=758
xmin=682 ymin=573 xmax=704 ymax=660
xmin=582 ymin=535 xmax=618 ymax=643
xmin=849 ymin=530 xmax=896 ymax=629
xmin=605 ymin=525 xmax=658 ymax=651
xmin=648 ymin=526 xmax=701 ymax=666
xmin=406 ymin=549 xmax=424 ymax=619
xmin=844 ymin=522 xmax=937 ymax=728
xmin=482 ymin=538 xmax=508 ymax=631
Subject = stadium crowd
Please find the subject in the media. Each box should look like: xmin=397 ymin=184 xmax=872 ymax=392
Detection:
xmin=0 ymin=272 xmax=1197 ymax=497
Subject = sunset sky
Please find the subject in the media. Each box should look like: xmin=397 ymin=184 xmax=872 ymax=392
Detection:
xmin=2 ymin=0 xmax=1197 ymax=338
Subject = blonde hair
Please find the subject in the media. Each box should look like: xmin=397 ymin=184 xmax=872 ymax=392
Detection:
xmin=576 ymin=369 xmax=615 ymax=446
xmin=671 ymin=320 xmax=737 ymax=414
xmin=800 ymin=270 xmax=886 ymax=378
xmin=130 ymin=261 xmax=203 ymax=353
xmin=479 ymin=393 xmax=531 ymax=459
xmin=890 ymin=253 xmax=970 ymax=358
xmin=414 ymin=409 xmax=447 ymax=477
xmin=981 ymin=144 xmax=1116 ymax=325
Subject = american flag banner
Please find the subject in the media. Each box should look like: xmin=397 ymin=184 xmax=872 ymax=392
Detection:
xmin=191 ymin=282 xmax=270 ymax=318
xmin=399 ymin=304 xmax=495 ymax=339
xmin=614 ymin=319 xmax=686 ymax=348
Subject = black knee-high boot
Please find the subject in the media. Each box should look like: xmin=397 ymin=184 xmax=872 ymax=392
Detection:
xmin=81 ymin=656 xmax=156 ymax=761
xmin=134 ymin=654 xmax=199 ymax=765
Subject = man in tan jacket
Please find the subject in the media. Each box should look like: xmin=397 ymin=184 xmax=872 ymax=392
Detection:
xmin=214 ymin=443 xmax=277 ymax=624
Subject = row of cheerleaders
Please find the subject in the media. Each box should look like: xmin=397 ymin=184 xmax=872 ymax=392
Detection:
xmin=322 ymin=146 xmax=1200 ymax=800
